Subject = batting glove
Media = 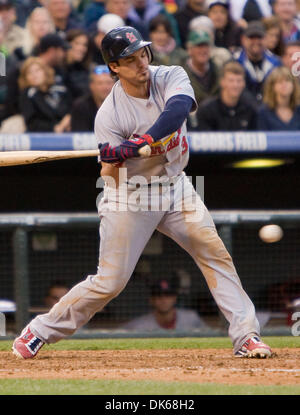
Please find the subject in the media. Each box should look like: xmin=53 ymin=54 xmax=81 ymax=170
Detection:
xmin=99 ymin=135 xmax=154 ymax=164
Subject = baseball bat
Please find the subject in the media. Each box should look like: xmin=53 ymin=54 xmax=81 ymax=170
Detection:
xmin=0 ymin=146 xmax=151 ymax=167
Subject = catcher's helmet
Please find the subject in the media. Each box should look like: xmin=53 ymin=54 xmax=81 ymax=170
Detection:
xmin=101 ymin=26 xmax=152 ymax=65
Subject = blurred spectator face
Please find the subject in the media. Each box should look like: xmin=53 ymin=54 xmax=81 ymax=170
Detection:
xmin=274 ymin=0 xmax=297 ymax=22
xmin=25 ymin=62 xmax=47 ymax=87
xmin=282 ymin=43 xmax=300 ymax=71
xmin=274 ymin=77 xmax=294 ymax=100
xmin=0 ymin=4 xmax=16 ymax=32
xmin=265 ymin=26 xmax=281 ymax=52
xmin=48 ymin=0 xmax=71 ymax=21
xmin=208 ymin=5 xmax=228 ymax=30
xmin=242 ymin=35 xmax=265 ymax=60
xmin=90 ymin=71 xmax=114 ymax=102
xmin=187 ymin=0 xmax=206 ymax=13
xmin=150 ymin=295 xmax=177 ymax=314
xmin=188 ymin=44 xmax=210 ymax=67
xmin=221 ymin=71 xmax=245 ymax=100
xmin=105 ymin=0 xmax=131 ymax=20
xmin=132 ymin=0 xmax=145 ymax=7
xmin=68 ymin=33 xmax=89 ymax=62
xmin=29 ymin=8 xmax=55 ymax=41
xmin=150 ymin=24 xmax=170 ymax=47
xmin=45 ymin=285 xmax=68 ymax=308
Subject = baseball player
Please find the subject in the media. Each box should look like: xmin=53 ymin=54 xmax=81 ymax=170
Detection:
xmin=12 ymin=26 xmax=273 ymax=359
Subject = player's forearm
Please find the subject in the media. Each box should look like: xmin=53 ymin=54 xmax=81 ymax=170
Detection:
xmin=146 ymin=95 xmax=194 ymax=141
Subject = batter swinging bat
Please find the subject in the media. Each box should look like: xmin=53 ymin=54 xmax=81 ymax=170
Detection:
xmin=0 ymin=146 xmax=151 ymax=167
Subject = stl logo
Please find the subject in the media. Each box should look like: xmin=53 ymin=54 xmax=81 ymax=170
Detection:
xmin=126 ymin=32 xmax=137 ymax=43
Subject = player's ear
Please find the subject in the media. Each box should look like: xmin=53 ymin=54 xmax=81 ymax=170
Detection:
xmin=109 ymin=61 xmax=119 ymax=74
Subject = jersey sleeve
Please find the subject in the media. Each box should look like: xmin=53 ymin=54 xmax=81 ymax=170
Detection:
xmin=163 ymin=66 xmax=197 ymax=112
xmin=94 ymin=105 xmax=125 ymax=147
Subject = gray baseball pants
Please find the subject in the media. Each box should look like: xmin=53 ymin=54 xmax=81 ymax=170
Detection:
xmin=30 ymin=173 xmax=260 ymax=353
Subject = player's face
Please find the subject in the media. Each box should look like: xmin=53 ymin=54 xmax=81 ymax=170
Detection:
xmin=110 ymin=48 xmax=150 ymax=86
xmin=151 ymin=295 xmax=177 ymax=314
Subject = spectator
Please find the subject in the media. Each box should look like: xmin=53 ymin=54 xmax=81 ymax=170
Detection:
xmin=122 ymin=277 xmax=208 ymax=331
xmin=18 ymin=56 xmax=71 ymax=132
xmin=273 ymin=0 xmax=300 ymax=43
xmin=282 ymin=40 xmax=300 ymax=79
xmin=229 ymin=0 xmax=272 ymax=28
xmin=207 ymin=0 xmax=243 ymax=52
xmin=65 ymin=28 xmax=91 ymax=99
xmin=2 ymin=32 xmax=69 ymax=122
xmin=234 ymin=20 xmax=281 ymax=103
xmin=105 ymin=0 xmax=145 ymax=35
xmin=15 ymin=0 xmax=48 ymax=27
xmin=13 ymin=7 xmax=55 ymax=63
xmin=128 ymin=0 xmax=162 ymax=39
xmin=71 ymin=65 xmax=115 ymax=131
xmin=262 ymin=15 xmax=285 ymax=57
xmin=188 ymin=16 xmax=232 ymax=69
xmin=182 ymin=30 xmax=220 ymax=105
xmin=174 ymin=0 xmax=207 ymax=46
xmin=193 ymin=61 xmax=257 ymax=131
xmin=46 ymin=0 xmax=82 ymax=38
xmin=44 ymin=282 xmax=69 ymax=308
xmin=149 ymin=14 xmax=187 ymax=66
xmin=83 ymin=0 xmax=106 ymax=32
xmin=0 ymin=0 xmax=26 ymax=55
xmin=257 ymin=66 xmax=300 ymax=130
xmin=90 ymin=13 xmax=125 ymax=65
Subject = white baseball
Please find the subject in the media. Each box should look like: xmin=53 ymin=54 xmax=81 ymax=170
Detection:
xmin=259 ymin=224 xmax=283 ymax=243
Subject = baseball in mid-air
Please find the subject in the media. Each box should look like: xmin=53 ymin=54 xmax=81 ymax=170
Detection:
xmin=259 ymin=224 xmax=283 ymax=243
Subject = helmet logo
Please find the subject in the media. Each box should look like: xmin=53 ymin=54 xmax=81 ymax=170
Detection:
xmin=126 ymin=32 xmax=137 ymax=43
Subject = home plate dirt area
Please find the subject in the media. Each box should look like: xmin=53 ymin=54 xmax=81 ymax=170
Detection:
xmin=1 ymin=348 xmax=300 ymax=385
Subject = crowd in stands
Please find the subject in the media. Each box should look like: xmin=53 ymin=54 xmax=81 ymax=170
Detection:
xmin=0 ymin=0 xmax=300 ymax=133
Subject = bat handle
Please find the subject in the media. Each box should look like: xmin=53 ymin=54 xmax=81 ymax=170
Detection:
xmin=138 ymin=144 xmax=151 ymax=157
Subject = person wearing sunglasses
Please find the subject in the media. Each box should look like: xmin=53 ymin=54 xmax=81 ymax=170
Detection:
xmin=71 ymin=65 xmax=115 ymax=131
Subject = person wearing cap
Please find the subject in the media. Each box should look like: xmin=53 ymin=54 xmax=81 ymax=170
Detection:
xmin=273 ymin=0 xmax=300 ymax=43
xmin=182 ymin=30 xmax=220 ymax=106
xmin=207 ymin=0 xmax=242 ymax=51
xmin=71 ymin=65 xmax=115 ymax=131
xmin=0 ymin=0 xmax=26 ymax=55
xmin=90 ymin=13 xmax=125 ymax=65
xmin=174 ymin=0 xmax=207 ymax=46
xmin=1 ymin=32 xmax=69 ymax=122
xmin=192 ymin=61 xmax=257 ymax=131
xmin=233 ymin=20 xmax=281 ymax=103
xmin=122 ymin=278 xmax=208 ymax=331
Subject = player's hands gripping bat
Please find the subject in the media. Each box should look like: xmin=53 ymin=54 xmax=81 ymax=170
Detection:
xmin=99 ymin=135 xmax=153 ymax=164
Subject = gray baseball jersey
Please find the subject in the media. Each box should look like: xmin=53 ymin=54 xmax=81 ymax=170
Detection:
xmin=94 ymin=65 xmax=197 ymax=180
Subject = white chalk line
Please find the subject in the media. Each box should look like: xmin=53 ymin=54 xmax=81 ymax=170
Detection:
xmin=1 ymin=367 xmax=300 ymax=374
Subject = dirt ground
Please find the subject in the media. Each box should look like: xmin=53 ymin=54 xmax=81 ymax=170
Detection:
xmin=1 ymin=348 xmax=300 ymax=385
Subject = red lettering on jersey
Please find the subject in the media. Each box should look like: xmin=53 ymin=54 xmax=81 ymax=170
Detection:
xmin=126 ymin=32 xmax=137 ymax=43
xmin=181 ymin=135 xmax=188 ymax=155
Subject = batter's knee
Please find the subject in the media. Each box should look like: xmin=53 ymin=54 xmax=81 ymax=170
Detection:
xmin=92 ymin=273 xmax=128 ymax=299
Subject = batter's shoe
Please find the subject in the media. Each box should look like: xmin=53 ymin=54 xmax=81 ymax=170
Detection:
xmin=12 ymin=326 xmax=44 ymax=359
xmin=235 ymin=336 xmax=273 ymax=358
